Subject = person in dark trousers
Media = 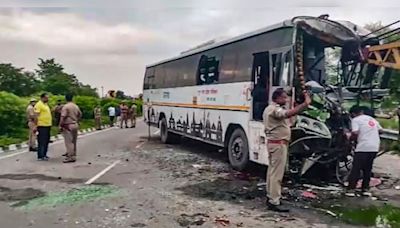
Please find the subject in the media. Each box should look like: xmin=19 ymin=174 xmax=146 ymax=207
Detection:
xmin=346 ymin=105 xmax=382 ymax=197
xmin=33 ymin=93 xmax=52 ymax=161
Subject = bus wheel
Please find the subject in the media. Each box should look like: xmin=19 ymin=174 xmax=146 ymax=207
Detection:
xmin=227 ymin=128 xmax=249 ymax=171
xmin=160 ymin=118 xmax=179 ymax=144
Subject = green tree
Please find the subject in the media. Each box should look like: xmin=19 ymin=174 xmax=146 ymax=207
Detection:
xmin=36 ymin=58 xmax=98 ymax=97
xmin=116 ymin=90 xmax=126 ymax=99
xmin=36 ymin=58 xmax=65 ymax=80
xmin=0 ymin=63 xmax=40 ymax=96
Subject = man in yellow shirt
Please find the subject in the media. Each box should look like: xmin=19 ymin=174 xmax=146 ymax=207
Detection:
xmin=34 ymin=93 xmax=52 ymax=161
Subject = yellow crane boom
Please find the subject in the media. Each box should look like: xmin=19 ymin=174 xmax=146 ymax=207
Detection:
xmin=367 ymin=41 xmax=400 ymax=70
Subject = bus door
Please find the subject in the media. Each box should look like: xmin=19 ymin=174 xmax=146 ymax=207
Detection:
xmin=248 ymin=47 xmax=294 ymax=166
xmin=248 ymin=52 xmax=269 ymax=165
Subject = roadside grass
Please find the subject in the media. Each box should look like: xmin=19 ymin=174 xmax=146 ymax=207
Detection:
xmin=332 ymin=204 xmax=400 ymax=227
xmin=378 ymin=118 xmax=399 ymax=130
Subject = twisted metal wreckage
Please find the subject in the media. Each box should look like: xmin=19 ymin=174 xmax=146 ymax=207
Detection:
xmin=288 ymin=16 xmax=400 ymax=183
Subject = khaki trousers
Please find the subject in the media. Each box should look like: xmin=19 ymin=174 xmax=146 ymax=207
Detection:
xmin=130 ymin=114 xmax=136 ymax=127
xmin=120 ymin=114 xmax=128 ymax=128
xmin=266 ymin=143 xmax=288 ymax=205
xmin=62 ymin=123 xmax=79 ymax=160
xmin=95 ymin=117 xmax=102 ymax=130
xmin=28 ymin=121 xmax=37 ymax=148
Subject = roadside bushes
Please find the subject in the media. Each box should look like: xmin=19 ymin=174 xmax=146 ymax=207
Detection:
xmin=0 ymin=91 xmax=143 ymax=147
xmin=0 ymin=91 xmax=26 ymax=135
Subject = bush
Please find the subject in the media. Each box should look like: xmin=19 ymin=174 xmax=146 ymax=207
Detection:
xmin=0 ymin=91 xmax=26 ymax=135
xmin=74 ymin=96 xmax=99 ymax=119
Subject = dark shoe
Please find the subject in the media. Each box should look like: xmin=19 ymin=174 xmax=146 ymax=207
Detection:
xmin=267 ymin=201 xmax=290 ymax=213
xmin=29 ymin=147 xmax=38 ymax=152
xmin=49 ymin=140 xmax=54 ymax=143
xmin=43 ymin=156 xmax=49 ymax=161
xmin=63 ymin=159 xmax=76 ymax=163
xmin=62 ymin=153 xmax=67 ymax=156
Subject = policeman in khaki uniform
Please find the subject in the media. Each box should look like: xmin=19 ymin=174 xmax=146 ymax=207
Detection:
xmin=120 ymin=102 xmax=129 ymax=128
xmin=263 ymin=88 xmax=310 ymax=212
xmin=129 ymin=103 xmax=137 ymax=128
xmin=26 ymin=98 xmax=37 ymax=151
xmin=94 ymin=106 xmax=102 ymax=130
xmin=59 ymin=94 xmax=82 ymax=163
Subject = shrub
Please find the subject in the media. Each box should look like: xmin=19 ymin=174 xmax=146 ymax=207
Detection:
xmin=0 ymin=91 xmax=26 ymax=135
xmin=74 ymin=96 xmax=99 ymax=119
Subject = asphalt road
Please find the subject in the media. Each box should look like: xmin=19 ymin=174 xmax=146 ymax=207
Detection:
xmin=1 ymin=119 xmax=397 ymax=227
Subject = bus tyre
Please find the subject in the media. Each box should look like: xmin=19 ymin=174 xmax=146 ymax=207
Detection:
xmin=160 ymin=118 xmax=179 ymax=144
xmin=227 ymin=128 xmax=249 ymax=171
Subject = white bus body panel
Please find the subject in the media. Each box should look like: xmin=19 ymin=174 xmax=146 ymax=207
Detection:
xmin=143 ymin=81 xmax=269 ymax=166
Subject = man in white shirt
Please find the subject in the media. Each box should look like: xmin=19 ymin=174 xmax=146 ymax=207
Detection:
xmin=108 ymin=106 xmax=116 ymax=126
xmin=346 ymin=106 xmax=382 ymax=196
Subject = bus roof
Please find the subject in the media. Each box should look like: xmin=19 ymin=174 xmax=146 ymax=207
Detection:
xmin=146 ymin=19 xmax=294 ymax=68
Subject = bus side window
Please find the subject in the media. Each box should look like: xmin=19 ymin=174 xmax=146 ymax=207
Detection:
xmin=271 ymin=51 xmax=291 ymax=87
xmin=197 ymin=55 xmax=220 ymax=85
xmin=271 ymin=53 xmax=283 ymax=86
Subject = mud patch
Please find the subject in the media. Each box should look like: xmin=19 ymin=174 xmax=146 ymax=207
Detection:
xmin=0 ymin=186 xmax=45 ymax=202
xmin=15 ymin=185 xmax=119 ymax=209
xmin=176 ymin=177 xmax=264 ymax=203
xmin=0 ymin=174 xmax=84 ymax=184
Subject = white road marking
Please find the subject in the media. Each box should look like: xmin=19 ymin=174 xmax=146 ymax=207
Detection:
xmin=153 ymin=130 xmax=160 ymax=135
xmin=0 ymin=127 xmax=115 ymax=161
xmin=135 ymin=141 xmax=146 ymax=149
xmin=85 ymin=160 xmax=121 ymax=185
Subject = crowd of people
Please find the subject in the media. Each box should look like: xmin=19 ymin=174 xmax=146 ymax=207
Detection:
xmin=107 ymin=102 xmax=137 ymax=129
xmin=26 ymin=93 xmax=137 ymax=163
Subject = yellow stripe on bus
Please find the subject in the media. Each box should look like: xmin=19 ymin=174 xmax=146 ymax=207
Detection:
xmin=146 ymin=102 xmax=250 ymax=111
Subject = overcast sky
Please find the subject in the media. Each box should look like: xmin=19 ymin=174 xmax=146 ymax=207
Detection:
xmin=0 ymin=0 xmax=398 ymax=96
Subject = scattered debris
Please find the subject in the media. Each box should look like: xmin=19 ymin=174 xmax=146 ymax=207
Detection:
xmin=395 ymin=185 xmax=400 ymax=190
xmin=257 ymin=182 xmax=266 ymax=187
xmin=357 ymin=178 xmax=382 ymax=189
xmin=301 ymin=191 xmax=318 ymax=199
xmin=176 ymin=213 xmax=208 ymax=227
xmin=192 ymin=164 xmax=202 ymax=169
xmin=130 ymin=223 xmax=146 ymax=227
xmin=215 ymin=216 xmax=230 ymax=226
xmin=302 ymin=184 xmax=342 ymax=192
xmin=315 ymin=208 xmax=337 ymax=217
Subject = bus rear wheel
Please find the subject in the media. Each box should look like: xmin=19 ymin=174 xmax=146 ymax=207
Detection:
xmin=160 ymin=117 xmax=179 ymax=144
xmin=227 ymin=128 xmax=249 ymax=171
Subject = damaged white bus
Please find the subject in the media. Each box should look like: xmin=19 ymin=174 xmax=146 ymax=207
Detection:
xmin=143 ymin=16 xmax=393 ymax=182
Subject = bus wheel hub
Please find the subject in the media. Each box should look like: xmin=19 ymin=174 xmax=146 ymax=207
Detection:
xmin=232 ymin=138 xmax=243 ymax=160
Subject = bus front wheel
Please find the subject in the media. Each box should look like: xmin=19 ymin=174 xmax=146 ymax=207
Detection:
xmin=160 ymin=118 xmax=179 ymax=144
xmin=227 ymin=128 xmax=249 ymax=171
